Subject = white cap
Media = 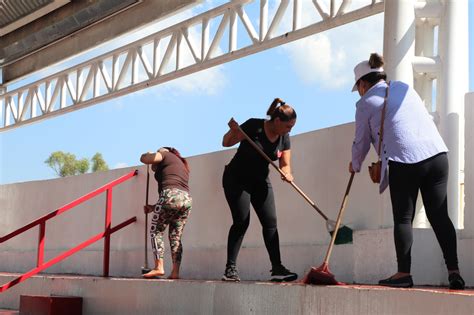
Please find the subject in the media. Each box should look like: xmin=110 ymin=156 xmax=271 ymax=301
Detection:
xmin=351 ymin=60 xmax=384 ymax=92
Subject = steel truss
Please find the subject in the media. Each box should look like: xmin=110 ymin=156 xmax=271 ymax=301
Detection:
xmin=0 ymin=0 xmax=384 ymax=131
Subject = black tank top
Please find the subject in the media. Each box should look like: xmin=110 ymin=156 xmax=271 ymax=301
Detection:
xmin=227 ymin=118 xmax=291 ymax=179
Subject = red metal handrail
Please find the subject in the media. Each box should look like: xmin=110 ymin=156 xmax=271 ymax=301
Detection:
xmin=0 ymin=169 xmax=139 ymax=293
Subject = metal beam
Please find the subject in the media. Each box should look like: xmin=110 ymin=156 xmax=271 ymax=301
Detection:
xmin=0 ymin=0 xmax=384 ymax=132
xmin=1 ymin=0 xmax=200 ymax=83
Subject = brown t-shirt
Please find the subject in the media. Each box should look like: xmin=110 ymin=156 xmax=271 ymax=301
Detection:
xmin=153 ymin=151 xmax=189 ymax=193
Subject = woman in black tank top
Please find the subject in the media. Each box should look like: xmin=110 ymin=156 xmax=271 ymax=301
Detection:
xmin=221 ymin=98 xmax=299 ymax=282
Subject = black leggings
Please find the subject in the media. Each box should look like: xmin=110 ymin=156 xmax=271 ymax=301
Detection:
xmin=389 ymin=153 xmax=459 ymax=273
xmin=223 ymin=167 xmax=281 ymax=267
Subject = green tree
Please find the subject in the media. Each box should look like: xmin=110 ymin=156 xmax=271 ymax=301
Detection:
xmin=45 ymin=151 xmax=109 ymax=177
xmin=76 ymin=158 xmax=90 ymax=174
xmin=91 ymin=153 xmax=109 ymax=172
xmin=45 ymin=151 xmax=80 ymax=177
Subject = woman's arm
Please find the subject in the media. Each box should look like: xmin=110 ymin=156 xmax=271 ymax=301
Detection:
xmin=140 ymin=151 xmax=164 ymax=165
xmin=351 ymin=105 xmax=372 ymax=172
xmin=279 ymin=149 xmax=294 ymax=182
xmin=222 ymin=118 xmax=245 ymax=147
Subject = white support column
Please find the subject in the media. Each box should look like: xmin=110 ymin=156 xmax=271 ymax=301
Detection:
xmin=414 ymin=17 xmax=435 ymax=112
xmin=437 ymin=0 xmax=468 ymax=228
xmin=381 ymin=0 xmax=416 ymax=229
xmin=412 ymin=12 xmax=437 ymax=229
xmin=383 ymin=0 xmax=416 ymax=83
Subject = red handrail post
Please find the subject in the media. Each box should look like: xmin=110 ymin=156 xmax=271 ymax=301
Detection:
xmin=37 ymin=222 xmax=46 ymax=267
xmin=103 ymin=188 xmax=112 ymax=277
xmin=0 ymin=170 xmax=138 ymax=293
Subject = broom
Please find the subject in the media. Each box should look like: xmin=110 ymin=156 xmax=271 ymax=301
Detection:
xmin=302 ymin=172 xmax=355 ymax=285
xmin=141 ymin=165 xmax=152 ymax=274
xmin=236 ymin=122 xmax=352 ymax=244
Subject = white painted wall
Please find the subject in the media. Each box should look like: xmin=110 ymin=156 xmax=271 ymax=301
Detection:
xmin=1 ymin=118 xmax=472 ymax=286
xmin=463 ymin=92 xmax=474 ymax=238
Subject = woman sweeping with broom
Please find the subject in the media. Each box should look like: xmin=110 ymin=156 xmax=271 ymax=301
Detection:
xmin=349 ymin=53 xmax=464 ymax=290
xmin=221 ymin=98 xmax=298 ymax=282
xmin=140 ymin=147 xmax=192 ymax=279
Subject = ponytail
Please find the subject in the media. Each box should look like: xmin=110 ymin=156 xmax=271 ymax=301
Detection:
xmin=368 ymin=53 xmax=384 ymax=68
xmin=359 ymin=52 xmax=387 ymax=86
xmin=163 ymin=147 xmax=190 ymax=173
xmin=266 ymin=98 xmax=297 ymax=122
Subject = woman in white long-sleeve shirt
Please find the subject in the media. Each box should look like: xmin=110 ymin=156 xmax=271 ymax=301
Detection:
xmin=349 ymin=53 xmax=464 ymax=290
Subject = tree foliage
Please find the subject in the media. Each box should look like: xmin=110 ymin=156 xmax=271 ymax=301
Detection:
xmin=91 ymin=153 xmax=109 ymax=172
xmin=45 ymin=151 xmax=108 ymax=177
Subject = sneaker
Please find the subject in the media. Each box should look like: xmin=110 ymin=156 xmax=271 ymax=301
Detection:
xmin=222 ymin=264 xmax=240 ymax=282
xmin=448 ymin=273 xmax=465 ymax=290
xmin=270 ymin=265 xmax=298 ymax=282
xmin=378 ymin=275 xmax=413 ymax=288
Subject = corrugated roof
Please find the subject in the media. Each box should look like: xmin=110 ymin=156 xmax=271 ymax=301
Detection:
xmin=0 ymin=0 xmax=54 ymax=28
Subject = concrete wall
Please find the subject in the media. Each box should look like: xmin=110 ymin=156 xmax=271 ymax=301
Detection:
xmin=463 ymin=92 xmax=474 ymax=238
xmin=1 ymin=118 xmax=472 ymax=286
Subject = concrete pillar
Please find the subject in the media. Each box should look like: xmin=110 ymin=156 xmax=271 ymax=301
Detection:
xmin=383 ymin=0 xmax=416 ymax=83
xmin=413 ymin=10 xmax=436 ymax=229
xmin=414 ymin=19 xmax=434 ymax=111
xmin=381 ymin=0 xmax=416 ymax=229
xmin=464 ymin=93 xmax=474 ymax=237
xmin=437 ymin=0 xmax=469 ymax=228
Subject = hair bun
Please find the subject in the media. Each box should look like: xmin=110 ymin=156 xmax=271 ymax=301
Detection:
xmin=369 ymin=53 xmax=384 ymax=68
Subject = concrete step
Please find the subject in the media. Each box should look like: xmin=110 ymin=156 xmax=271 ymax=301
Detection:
xmin=0 ymin=273 xmax=472 ymax=315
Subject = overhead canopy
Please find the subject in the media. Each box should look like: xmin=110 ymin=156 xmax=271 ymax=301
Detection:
xmin=0 ymin=0 xmax=200 ymax=84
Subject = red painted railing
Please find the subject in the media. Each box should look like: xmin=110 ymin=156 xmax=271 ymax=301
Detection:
xmin=0 ymin=170 xmax=139 ymax=293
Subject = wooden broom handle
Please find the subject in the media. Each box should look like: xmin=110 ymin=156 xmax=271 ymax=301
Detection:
xmin=144 ymin=165 xmax=150 ymax=268
xmin=236 ymin=123 xmax=329 ymax=221
xmin=323 ymin=172 xmax=355 ymax=264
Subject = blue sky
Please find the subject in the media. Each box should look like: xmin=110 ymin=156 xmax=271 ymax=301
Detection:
xmin=1 ymin=0 xmax=473 ymax=184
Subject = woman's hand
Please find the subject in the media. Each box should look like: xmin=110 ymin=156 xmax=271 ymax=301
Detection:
xmin=222 ymin=118 xmax=244 ymax=147
xmin=281 ymin=172 xmax=294 ymax=183
xmin=143 ymin=204 xmax=155 ymax=214
xmin=349 ymin=162 xmax=355 ymax=173
xmin=228 ymin=118 xmax=240 ymax=131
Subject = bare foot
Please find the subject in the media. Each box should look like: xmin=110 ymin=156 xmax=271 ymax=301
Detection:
xmin=168 ymin=274 xmax=180 ymax=279
xmin=143 ymin=269 xmax=165 ymax=278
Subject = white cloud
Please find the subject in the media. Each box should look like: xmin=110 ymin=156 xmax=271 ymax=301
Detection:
xmin=279 ymin=2 xmax=384 ymax=90
xmin=283 ymin=34 xmax=348 ymax=89
xmin=162 ymin=66 xmax=227 ymax=95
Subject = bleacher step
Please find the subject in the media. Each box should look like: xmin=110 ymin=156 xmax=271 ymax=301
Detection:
xmin=0 ymin=273 xmax=472 ymax=315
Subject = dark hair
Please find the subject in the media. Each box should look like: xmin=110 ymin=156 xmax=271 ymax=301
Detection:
xmin=266 ymin=98 xmax=297 ymax=122
xmin=163 ymin=147 xmax=190 ymax=173
xmin=359 ymin=53 xmax=387 ymax=86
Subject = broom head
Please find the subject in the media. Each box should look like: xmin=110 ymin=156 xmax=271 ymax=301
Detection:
xmin=302 ymin=263 xmax=345 ymax=285
xmin=329 ymin=225 xmax=353 ymax=245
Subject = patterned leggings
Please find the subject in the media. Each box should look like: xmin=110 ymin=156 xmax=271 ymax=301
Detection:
xmin=150 ymin=188 xmax=192 ymax=265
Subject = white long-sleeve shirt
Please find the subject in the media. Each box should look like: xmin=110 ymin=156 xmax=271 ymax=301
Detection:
xmin=351 ymin=80 xmax=448 ymax=193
